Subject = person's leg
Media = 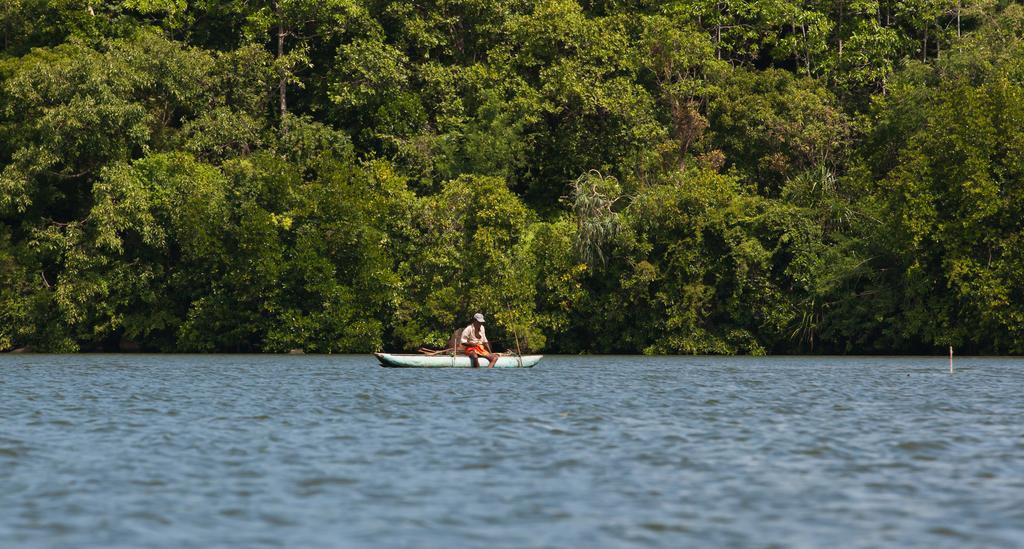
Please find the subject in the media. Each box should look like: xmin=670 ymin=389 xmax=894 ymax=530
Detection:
xmin=486 ymin=351 xmax=499 ymax=368
xmin=467 ymin=350 xmax=480 ymax=368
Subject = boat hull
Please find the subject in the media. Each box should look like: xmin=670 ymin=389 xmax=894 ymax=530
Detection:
xmin=375 ymin=353 xmax=541 ymax=368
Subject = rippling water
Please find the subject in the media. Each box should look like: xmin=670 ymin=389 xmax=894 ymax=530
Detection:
xmin=2 ymin=355 xmax=1022 ymax=548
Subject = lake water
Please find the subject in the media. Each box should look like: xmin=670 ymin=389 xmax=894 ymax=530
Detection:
xmin=1 ymin=355 xmax=1022 ymax=548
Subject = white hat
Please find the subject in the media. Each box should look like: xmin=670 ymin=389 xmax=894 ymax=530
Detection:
xmin=473 ymin=313 xmax=485 ymax=323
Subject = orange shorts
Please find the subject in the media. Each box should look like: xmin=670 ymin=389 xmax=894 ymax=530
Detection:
xmin=464 ymin=345 xmax=488 ymax=355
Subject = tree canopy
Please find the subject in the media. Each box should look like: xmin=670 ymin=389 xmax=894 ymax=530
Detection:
xmin=3 ymin=0 xmax=1024 ymax=354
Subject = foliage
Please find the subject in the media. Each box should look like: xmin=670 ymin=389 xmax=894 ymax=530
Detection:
xmin=3 ymin=1 xmax=1024 ymax=354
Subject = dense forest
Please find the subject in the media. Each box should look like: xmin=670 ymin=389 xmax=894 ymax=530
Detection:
xmin=2 ymin=1 xmax=1024 ymax=354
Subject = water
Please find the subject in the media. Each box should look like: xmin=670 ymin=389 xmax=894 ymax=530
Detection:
xmin=2 ymin=355 xmax=1022 ymax=548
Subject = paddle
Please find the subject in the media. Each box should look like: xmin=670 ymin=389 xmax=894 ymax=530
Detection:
xmin=417 ymin=347 xmax=453 ymax=356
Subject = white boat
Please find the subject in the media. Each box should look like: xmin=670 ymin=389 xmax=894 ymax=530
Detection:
xmin=375 ymin=353 xmax=542 ymax=368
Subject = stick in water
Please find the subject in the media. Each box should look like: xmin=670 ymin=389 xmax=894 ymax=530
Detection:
xmin=949 ymin=346 xmax=954 ymax=375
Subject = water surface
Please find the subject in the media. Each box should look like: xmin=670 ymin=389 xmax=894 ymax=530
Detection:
xmin=2 ymin=355 xmax=1022 ymax=547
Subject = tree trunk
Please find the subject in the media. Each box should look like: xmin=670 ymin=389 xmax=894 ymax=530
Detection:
xmin=791 ymin=23 xmax=798 ymax=67
xmin=837 ymin=0 xmax=844 ymax=64
xmin=957 ymin=2 xmax=961 ymax=38
xmin=716 ymin=1 xmax=722 ymax=60
xmin=277 ymin=4 xmax=287 ymax=120
xmin=802 ymin=23 xmax=812 ymax=74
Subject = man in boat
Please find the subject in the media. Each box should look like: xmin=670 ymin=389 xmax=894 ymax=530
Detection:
xmin=460 ymin=313 xmax=498 ymax=368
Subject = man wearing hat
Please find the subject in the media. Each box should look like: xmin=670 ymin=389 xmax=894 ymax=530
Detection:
xmin=460 ymin=313 xmax=498 ymax=368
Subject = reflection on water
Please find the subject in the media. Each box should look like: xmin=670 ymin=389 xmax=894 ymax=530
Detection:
xmin=1 ymin=354 xmax=1023 ymax=548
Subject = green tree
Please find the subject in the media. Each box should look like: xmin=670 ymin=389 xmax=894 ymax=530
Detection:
xmin=393 ymin=174 xmax=542 ymax=351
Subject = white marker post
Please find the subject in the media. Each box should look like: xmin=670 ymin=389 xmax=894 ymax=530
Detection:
xmin=949 ymin=346 xmax=954 ymax=375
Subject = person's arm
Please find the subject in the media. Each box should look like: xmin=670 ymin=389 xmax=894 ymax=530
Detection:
xmin=459 ymin=326 xmax=470 ymax=347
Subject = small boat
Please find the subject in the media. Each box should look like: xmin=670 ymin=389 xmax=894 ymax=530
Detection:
xmin=375 ymin=353 xmax=542 ymax=368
